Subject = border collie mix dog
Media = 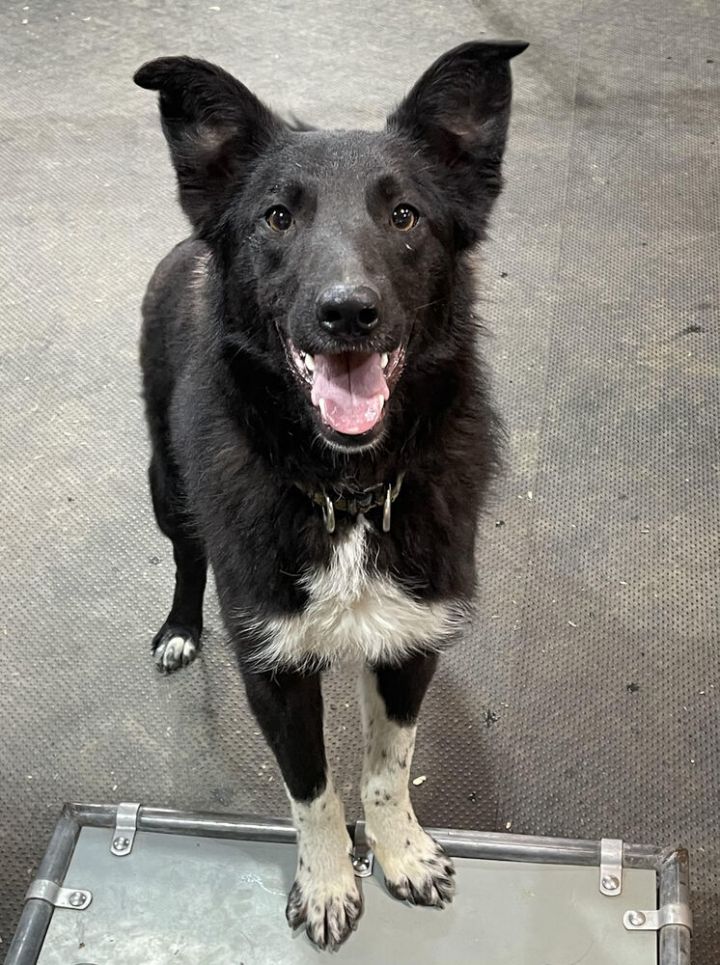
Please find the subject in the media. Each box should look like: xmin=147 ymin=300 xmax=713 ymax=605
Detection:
xmin=134 ymin=40 xmax=526 ymax=949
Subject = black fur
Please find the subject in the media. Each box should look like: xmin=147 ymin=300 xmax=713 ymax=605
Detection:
xmin=374 ymin=651 xmax=440 ymax=725
xmin=135 ymin=40 xmax=525 ymax=948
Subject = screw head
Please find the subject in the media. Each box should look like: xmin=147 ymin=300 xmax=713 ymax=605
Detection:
xmin=628 ymin=910 xmax=646 ymax=927
xmin=68 ymin=891 xmax=87 ymax=907
xmin=602 ymin=874 xmax=620 ymax=892
xmin=113 ymin=836 xmax=130 ymax=851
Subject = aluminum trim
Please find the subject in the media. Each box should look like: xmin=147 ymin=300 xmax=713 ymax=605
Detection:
xmin=4 ymin=806 xmax=80 ymax=965
xmin=111 ymin=802 xmax=140 ymax=856
xmin=658 ymin=848 xmax=692 ymax=965
xmin=7 ymin=803 xmax=686 ymax=965
xmin=132 ymin=807 xmax=665 ymax=871
xmin=24 ymin=880 xmax=93 ymax=911
xmin=599 ymin=837 xmax=624 ymax=895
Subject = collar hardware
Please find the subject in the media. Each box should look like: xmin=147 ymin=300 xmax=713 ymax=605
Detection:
xmin=296 ymin=472 xmax=405 ymax=533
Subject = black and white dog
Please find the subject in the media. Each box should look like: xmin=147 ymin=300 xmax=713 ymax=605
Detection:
xmin=134 ymin=40 xmax=526 ymax=950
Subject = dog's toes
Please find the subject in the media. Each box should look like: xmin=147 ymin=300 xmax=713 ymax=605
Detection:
xmin=286 ymin=875 xmax=362 ymax=951
xmin=307 ymin=890 xmax=362 ymax=951
xmin=379 ymin=830 xmax=456 ymax=908
xmin=285 ymin=880 xmax=306 ymax=930
xmin=386 ymin=869 xmax=453 ymax=908
xmin=152 ymin=623 xmax=199 ymax=673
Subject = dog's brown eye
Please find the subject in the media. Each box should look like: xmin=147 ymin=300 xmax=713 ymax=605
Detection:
xmin=392 ymin=204 xmax=419 ymax=231
xmin=266 ymin=205 xmax=293 ymax=232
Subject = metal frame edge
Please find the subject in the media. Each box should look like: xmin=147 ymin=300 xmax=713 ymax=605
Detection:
xmin=4 ymin=805 xmax=81 ymax=965
xmin=658 ymin=847 xmax=692 ymax=965
xmin=5 ymin=803 xmax=690 ymax=965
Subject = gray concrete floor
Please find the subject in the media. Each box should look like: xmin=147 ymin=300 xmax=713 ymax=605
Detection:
xmin=1 ymin=1 xmax=718 ymax=962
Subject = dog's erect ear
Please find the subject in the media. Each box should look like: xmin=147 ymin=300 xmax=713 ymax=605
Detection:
xmin=387 ymin=41 xmax=527 ymax=242
xmin=134 ymin=56 xmax=284 ymax=233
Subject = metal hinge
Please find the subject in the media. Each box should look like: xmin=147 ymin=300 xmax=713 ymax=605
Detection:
xmin=351 ymin=820 xmax=375 ymax=878
xmin=111 ymin=802 xmax=140 ymax=856
xmin=599 ymin=837 xmax=623 ymax=896
xmin=25 ymin=879 xmax=92 ymax=910
xmin=624 ymin=903 xmax=693 ymax=932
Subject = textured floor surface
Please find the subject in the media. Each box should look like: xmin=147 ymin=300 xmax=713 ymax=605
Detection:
xmin=1 ymin=0 xmax=718 ymax=961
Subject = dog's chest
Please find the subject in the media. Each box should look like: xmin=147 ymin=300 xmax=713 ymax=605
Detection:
xmin=259 ymin=518 xmax=457 ymax=668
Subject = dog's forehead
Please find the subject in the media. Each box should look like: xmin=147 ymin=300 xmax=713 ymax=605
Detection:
xmin=267 ymin=129 xmax=400 ymax=187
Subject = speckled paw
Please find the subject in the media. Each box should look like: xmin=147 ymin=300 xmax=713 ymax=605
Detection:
xmin=286 ymin=874 xmax=363 ymax=950
xmin=379 ymin=829 xmax=455 ymax=908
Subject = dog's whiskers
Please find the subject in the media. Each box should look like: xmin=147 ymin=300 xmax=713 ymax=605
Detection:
xmin=413 ymin=298 xmax=445 ymax=313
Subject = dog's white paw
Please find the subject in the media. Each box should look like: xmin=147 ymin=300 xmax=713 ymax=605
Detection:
xmin=152 ymin=626 xmax=198 ymax=672
xmin=287 ymin=781 xmax=363 ymax=949
xmin=286 ymin=861 xmax=362 ymax=950
xmin=372 ymin=818 xmax=455 ymax=907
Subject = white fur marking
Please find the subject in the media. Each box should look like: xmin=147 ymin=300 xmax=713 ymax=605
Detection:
xmin=359 ymin=670 xmax=455 ymax=905
xmin=242 ymin=518 xmax=462 ymax=670
xmin=287 ymin=780 xmax=361 ymax=947
xmin=190 ymin=247 xmax=213 ymax=317
xmin=190 ymin=248 xmax=211 ymax=286
xmin=155 ymin=634 xmax=196 ymax=670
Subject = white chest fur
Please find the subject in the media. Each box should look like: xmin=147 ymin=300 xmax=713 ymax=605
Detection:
xmin=248 ymin=517 xmax=460 ymax=671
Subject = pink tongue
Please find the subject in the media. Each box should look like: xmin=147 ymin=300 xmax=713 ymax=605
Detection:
xmin=310 ymin=352 xmax=389 ymax=435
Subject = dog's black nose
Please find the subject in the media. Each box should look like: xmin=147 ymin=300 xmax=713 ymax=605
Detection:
xmin=316 ymin=285 xmax=380 ymax=338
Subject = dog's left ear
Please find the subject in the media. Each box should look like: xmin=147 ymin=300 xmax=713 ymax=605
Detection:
xmin=134 ymin=56 xmax=285 ymax=235
xmin=387 ymin=41 xmax=528 ymax=244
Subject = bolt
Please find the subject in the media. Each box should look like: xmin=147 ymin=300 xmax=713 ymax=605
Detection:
xmin=602 ymin=874 xmax=620 ymax=892
xmin=113 ymin=836 xmax=130 ymax=851
xmin=628 ymin=910 xmax=646 ymax=927
xmin=68 ymin=891 xmax=87 ymax=907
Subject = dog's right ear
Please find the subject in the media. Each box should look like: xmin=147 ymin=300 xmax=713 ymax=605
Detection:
xmin=134 ymin=56 xmax=284 ymax=234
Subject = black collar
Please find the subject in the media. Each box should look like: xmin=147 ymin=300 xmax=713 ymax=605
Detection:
xmin=294 ymin=472 xmax=405 ymax=534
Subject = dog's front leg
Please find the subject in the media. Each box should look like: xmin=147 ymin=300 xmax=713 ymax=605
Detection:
xmin=360 ymin=654 xmax=455 ymax=906
xmin=243 ymin=668 xmax=362 ymax=949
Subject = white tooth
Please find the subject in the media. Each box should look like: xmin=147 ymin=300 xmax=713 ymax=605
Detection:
xmin=305 ymin=353 xmax=315 ymax=372
xmin=319 ymin=398 xmax=327 ymax=419
xmin=381 ymin=353 xmax=389 ymax=368
xmin=377 ymin=395 xmax=385 ymax=410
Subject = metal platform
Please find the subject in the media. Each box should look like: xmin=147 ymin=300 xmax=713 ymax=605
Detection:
xmin=1 ymin=0 xmax=718 ymax=962
xmin=6 ymin=804 xmax=691 ymax=964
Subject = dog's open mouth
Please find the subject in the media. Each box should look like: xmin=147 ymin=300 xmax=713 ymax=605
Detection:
xmin=287 ymin=342 xmax=404 ymax=436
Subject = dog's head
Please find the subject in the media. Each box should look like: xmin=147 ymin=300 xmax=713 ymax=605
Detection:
xmin=135 ymin=42 xmax=526 ymax=453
